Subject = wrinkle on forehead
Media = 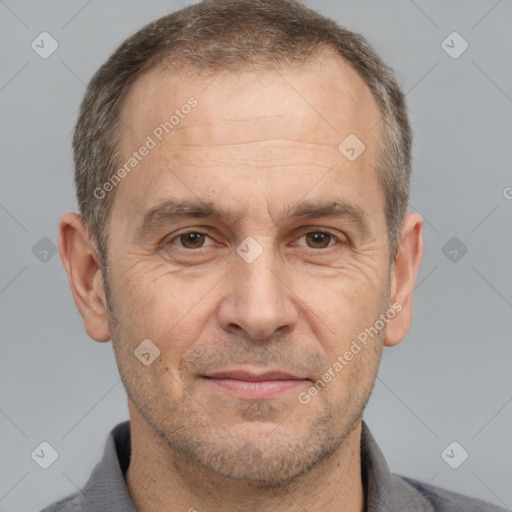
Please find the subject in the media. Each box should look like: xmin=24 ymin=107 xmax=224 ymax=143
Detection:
xmin=118 ymin=50 xmax=383 ymax=155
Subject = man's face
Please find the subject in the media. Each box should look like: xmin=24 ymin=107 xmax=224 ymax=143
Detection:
xmin=105 ymin=52 xmax=390 ymax=485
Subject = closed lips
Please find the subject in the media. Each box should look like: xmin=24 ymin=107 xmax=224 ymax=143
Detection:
xmin=204 ymin=371 xmax=307 ymax=381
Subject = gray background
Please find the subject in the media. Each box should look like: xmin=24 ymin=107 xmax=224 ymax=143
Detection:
xmin=1 ymin=1 xmax=511 ymax=511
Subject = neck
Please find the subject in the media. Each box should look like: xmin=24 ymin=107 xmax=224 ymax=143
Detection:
xmin=125 ymin=403 xmax=365 ymax=512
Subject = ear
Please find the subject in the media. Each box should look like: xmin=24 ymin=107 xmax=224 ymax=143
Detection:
xmin=384 ymin=212 xmax=423 ymax=347
xmin=58 ymin=212 xmax=111 ymax=342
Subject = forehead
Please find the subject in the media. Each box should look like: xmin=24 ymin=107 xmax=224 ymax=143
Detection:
xmin=112 ymin=51 xmax=385 ymax=229
xmin=120 ymin=51 xmax=382 ymax=150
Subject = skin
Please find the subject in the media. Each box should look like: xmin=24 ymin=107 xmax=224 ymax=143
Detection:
xmin=59 ymin=50 xmax=423 ymax=512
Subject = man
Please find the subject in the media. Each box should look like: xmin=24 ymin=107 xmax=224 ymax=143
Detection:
xmin=41 ymin=0 xmax=505 ymax=511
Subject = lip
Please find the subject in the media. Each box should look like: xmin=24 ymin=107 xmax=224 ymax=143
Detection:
xmin=202 ymin=370 xmax=310 ymax=399
xmin=206 ymin=370 xmax=304 ymax=381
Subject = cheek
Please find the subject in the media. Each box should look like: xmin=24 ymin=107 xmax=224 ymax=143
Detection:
xmin=294 ymin=261 xmax=388 ymax=340
xmin=110 ymin=258 xmax=217 ymax=354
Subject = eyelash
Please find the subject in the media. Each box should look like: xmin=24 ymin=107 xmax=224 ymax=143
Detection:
xmin=165 ymin=229 xmax=346 ymax=251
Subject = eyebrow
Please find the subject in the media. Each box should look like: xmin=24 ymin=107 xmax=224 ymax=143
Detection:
xmin=136 ymin=197 xmax=372 ymax=238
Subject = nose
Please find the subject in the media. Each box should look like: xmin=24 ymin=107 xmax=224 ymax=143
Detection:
xmin=216 ymin=243 xmax=299 ymax=340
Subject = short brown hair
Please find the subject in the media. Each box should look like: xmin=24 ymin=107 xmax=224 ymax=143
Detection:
xmin=74 ymin=0 xmax=411 ymax=275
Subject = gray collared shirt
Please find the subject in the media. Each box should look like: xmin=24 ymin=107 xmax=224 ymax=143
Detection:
xmin=39 ymin=420 xmax=506 ymax=512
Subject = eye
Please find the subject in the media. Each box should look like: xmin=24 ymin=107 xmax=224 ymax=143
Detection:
xmin=297 ymin=231 xmax=344 ymax=249
xmin=164 ymin=229 xmax=345 ymax=252
xmin=169 ymin=231 xmax=214 ymax=249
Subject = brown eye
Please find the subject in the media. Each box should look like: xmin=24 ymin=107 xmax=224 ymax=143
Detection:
xmin=304 ymin=232 xmax=334 ymax=249
xmin=176 ymin=232 xmax=208 ymax=249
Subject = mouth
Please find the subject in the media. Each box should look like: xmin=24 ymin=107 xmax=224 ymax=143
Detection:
xmin=201 ymin=370 xmax=311 ymax=399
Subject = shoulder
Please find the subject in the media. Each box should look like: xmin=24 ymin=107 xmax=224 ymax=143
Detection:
xmin=392 ymin=473 xmax=508 ymax=512
xmin=37 ymin=492 xmax=82 ymax=512
xmin=37 ymin=490 xmax=133 ymax=512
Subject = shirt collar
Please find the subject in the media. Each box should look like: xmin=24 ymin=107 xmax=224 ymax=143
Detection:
xmin=80 ymin=419 xmax=399 ymax=512
xmin=79 ymin=420 xmax=136 ymax=512
xmin=360 ymin=420 xmax=401 ymax=511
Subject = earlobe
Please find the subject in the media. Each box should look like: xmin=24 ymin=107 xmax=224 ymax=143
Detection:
xmin=58 ymin=212 xmax=111 ymax=342
xmin=383 ymin=212 xmax=424 ymax=347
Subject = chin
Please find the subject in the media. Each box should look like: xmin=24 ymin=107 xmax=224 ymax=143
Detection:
xmin=167 ymin=410 xmax=344 ymax=488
